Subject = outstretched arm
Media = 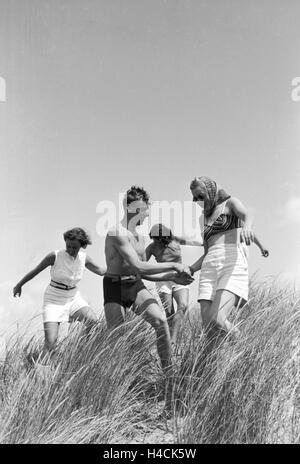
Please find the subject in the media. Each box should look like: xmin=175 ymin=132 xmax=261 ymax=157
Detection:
xmin=142 ymin=242 xmax=192 ymax=282
xmin=189 ymin=255 xmax=205 ymax=276
xmin=142 ymin=270 xmax=194 ymax=284
xmin=113 ymin=235 xmax=190 ymax=275
xmin=13 ymin=252 xmax=55 ymax=297
xmin=85 ymin=255 xmax=107 ymax=275
xmin=188 ymin=242 xmax=208 ymax=275
xmin=174 ymin=235 xmax=203 ymax=247
xmin=253 ymin=235 xmax=269 ymax=257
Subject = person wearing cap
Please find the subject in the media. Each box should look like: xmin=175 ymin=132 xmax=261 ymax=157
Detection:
xmin=146 ymin=223 xmax=201 ymax=346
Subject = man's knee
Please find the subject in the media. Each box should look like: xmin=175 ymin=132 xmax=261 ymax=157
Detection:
xmin=136 ymin=298 xmax=159 ymax=315
xmin=149 ymin=315 xmax=168 ymax=332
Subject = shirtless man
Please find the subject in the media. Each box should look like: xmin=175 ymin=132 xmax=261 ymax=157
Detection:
xmin=103 ymin=186 xmax=193 ymax=370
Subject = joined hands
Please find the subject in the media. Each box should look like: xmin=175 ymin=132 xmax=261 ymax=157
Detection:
xmin=173 ymin=263 xmax=194 ymax=285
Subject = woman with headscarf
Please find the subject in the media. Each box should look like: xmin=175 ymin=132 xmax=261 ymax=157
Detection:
xmin=188 ymin=176 xmax=268 ymax=338
xmin=146 ymin=223 xmax=201 ymax=346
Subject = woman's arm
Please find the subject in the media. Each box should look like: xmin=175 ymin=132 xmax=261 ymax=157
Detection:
xmin=227 ymin=197 xmax=254 ymax=245
xmin=253 ymin=235 xmax=269 ymax=257
xmin=13 ymin=252 xmax=55 ymax=297
xmin=188 ymin=242 xmax=208 ymax=275
xmin=174 ymin=235 xmax=203 ymax=246
xmin=85 ymin=255 xmax=107 ymax=275
xmin=189 ymin=255 xmax=205 ymax=276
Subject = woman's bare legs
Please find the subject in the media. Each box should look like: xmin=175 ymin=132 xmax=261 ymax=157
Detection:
xmin=40 ymin=308 xmax=98 ymax=364
xmin=199 ymin=290 xmax=240 ymax=355
xmin=41 ymin=322 xmax=60 ymax=363
xmin=200 ymin=290 xmax=239 ymax=334
xmin=211 ymin=290 xmax=240 ymax=335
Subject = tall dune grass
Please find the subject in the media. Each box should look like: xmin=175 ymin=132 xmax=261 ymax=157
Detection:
xmin=0 ymin=277 xmax=299 ymax=444
xmin=174 ymin=276 xmax=300 ymax=443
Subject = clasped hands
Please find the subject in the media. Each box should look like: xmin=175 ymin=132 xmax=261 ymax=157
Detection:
xmin=173 ymin=264 xmax=194 ymax=285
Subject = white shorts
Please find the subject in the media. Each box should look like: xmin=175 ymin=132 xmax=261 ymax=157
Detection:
xmin=156 ymin=280 xmax=189 ymax=295
xmin=43 ymin=285 xmax=89 ymax=323
xmin=198 ymin=244 xmax=249 ymax=302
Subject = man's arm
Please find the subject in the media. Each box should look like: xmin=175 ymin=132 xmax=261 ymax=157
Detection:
xmin=113 ymin=235 xmax=187 ymax=275
xmin=85 ymin=255 xmax=107 ymax=275
xmin=13 ymin=252 xmax=55 ymax=297
xmin=145 ymin=243 xmax=153 ymax=261
xmin=142 ymin=271 xmax=194 ymax=285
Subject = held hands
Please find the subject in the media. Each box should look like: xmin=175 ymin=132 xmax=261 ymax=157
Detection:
xmin=173 ymin=263 xmax=194 ymax=285
xmin=173 ymin=273 xmax=194 ymax=285
xmin=13 ymin=284 xmax=22 ymax=297
xmin=173 ymin=263 xmax=192 ymax=276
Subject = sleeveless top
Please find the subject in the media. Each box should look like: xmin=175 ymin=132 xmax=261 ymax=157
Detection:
xmin=50 ymin=250 xmax=86 ymax=287
xmin=204 ymin=201 xmax=243 ymax=242
xmin=151 ymin=240 xmax=182 ymax=263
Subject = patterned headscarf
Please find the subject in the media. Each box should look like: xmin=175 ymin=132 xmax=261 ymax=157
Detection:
xmin=190 ymin=176 xmax=231 ymax=218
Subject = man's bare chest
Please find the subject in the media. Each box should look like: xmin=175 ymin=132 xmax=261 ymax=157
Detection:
xmin=128 ymin=234 xmax=145 ymax=259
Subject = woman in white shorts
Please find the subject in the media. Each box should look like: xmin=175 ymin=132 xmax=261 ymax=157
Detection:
xmin=188 ymin=176 xmax=268 ymax=338
xmin=13 ymin=227 xmax=106 ymax=360
xmin=146 ymin=224 xmax=201 ymax=345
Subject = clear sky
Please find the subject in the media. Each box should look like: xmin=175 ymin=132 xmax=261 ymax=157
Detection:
xmin=1 ymin=0 xmax=300 ymax=335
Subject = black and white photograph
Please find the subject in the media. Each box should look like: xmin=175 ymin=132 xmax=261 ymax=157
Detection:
xmin=0 ymin=0 xmax=300 ymax=448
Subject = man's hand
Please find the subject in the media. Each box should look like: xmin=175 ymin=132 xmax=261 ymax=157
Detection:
xmin=13 ymin=284 xmax=22 ymax=297
xmin=172 ymin=273 xmax=194 ymax=285
xmin=261 ymin=249 xmax=269 ymax=258
xmin=173 ymin=263 xmax=193 ymax=277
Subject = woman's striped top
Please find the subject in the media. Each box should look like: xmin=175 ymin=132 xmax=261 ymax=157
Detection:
xmin=204 ymin=202 xmax=243 ymax=242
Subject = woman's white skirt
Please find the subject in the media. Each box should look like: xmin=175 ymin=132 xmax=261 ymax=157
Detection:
xmin=43 ymin=285 xmax=88 ymax=323
xmin=198 ymin=243 xmax=249 ymax=302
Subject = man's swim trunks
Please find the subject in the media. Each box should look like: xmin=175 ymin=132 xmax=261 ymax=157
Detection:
xmin=103 ymin=276 xmax=146 ymax=309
